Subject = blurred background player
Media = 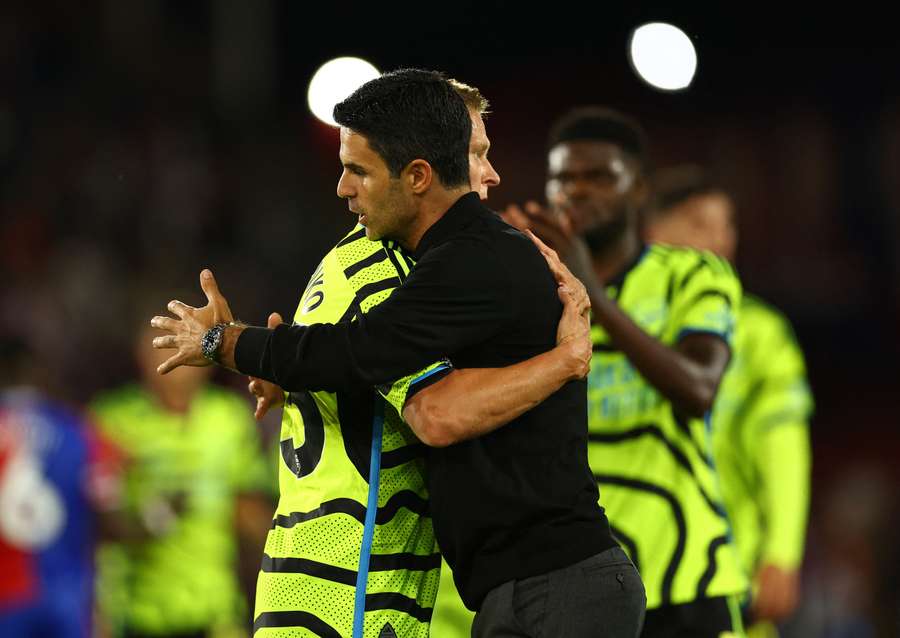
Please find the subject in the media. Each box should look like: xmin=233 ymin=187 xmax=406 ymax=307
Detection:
xmin=90 ymin=303 xmax=272 ymax=638
xmin=644 ymin=165 xmax=814 ymax=638
xmin=0 ymin=335 xmax=123 ymax=638
xmin=503 ymin=107 xmax=748 ymax=637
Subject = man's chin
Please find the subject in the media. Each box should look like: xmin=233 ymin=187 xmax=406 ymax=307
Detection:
xmin=363 ymin=225 xmax=383 ymax=241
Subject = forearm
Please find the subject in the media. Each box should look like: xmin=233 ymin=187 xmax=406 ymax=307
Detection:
xmin=230 ymin=322 xmax=398 ymax=392
xmin=758 ymin=422 xmax=811 ymax=568
xmin=589 ymin=289 xmax=724 ymax=417
xmin=403 ymin=343 xmax=584 ymax=447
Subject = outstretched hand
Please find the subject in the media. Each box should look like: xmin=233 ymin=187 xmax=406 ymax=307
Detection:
xmin=150 ymin=269 xmax=234 ymax=374
xmin=248 ymin=312 xmax=286 ymax=420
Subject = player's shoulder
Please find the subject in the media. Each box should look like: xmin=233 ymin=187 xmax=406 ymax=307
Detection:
xmin=3 ymin=388 xmax=85 ymax=433
xmin=89 ymin=384 xmax=147 ymax=418
xmin=740 ymin=292 xmax=800 ymax=344
xmin=646 ymin=242 xmax=736 ymax=280
xmin=334 ymin=225 xmax=382 ymax=267
xmin=333 ymin=224 xmax=411 ymax=282
xmin=196 ymin=383 xmax=251 ymax=412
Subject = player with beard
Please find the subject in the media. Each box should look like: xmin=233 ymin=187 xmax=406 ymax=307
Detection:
xmin=504 ymin=107 xmax=748 ymax=637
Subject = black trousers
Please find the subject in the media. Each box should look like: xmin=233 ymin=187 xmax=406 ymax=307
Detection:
xmin=640 ymin=595 xmax=743 ymax=638
xmin=472 ymin=546 xmax=646 ymax=638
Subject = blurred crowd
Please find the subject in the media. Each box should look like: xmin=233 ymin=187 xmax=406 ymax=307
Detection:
xmin=1 ymin=3 xmax=899 ymax=637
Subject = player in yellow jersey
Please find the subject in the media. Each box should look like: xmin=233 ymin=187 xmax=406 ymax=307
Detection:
xmin=504 ymin=108 xmax=748 ymax=637
xmin=241 ymin=80 xmax=501 ymax=638
xmin=644 ymin=165 xmax=814 ymax=638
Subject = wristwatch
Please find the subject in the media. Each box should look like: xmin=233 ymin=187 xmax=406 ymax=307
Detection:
xmin=200 ymin=322 xmax=231 ymax=363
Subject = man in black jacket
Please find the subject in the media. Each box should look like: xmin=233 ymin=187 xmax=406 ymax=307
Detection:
xmin=151 ymin=69 xmax=645 ymax=637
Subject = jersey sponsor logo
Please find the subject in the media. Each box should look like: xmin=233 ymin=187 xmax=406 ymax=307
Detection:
xmin=588 ymin=359 xmax=663 ymax=421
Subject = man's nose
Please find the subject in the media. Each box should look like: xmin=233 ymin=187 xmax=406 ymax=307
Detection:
xmin=336 ymin=172 xmax=352 ymax=199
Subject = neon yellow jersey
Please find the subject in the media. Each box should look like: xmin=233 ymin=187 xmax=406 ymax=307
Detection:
xmin=428 ymin=557 xmax=474 ymax=638
xmin=91 ymin=385 xmax=270 ymax=635
xmin=254 ymin=227 xmax=441 ymax=638
xmin=587 ymin=243 xmax=748 ymax=609
xmin=712 ymin=294 xmax=813 ymax=575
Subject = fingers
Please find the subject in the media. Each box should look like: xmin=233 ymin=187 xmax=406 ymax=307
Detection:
xmin=166 ymin=300 xmax=193 ymax=319
xmin=152 ymin=335 xmax=177 ymax=350
xmin=558 ymin=281 xmax=591 ymax=317
xmin=267 ymin=312 xmax=284 ymax=329
xmin=157 ymin=353 xmax=185 ymax=375
xmin=524 ymin=229 xmax=553 ymax=257
xmin=526 ymin=229 xmax=568 ymax=280
xmin=150 ymin=315 xmax=179 ymax=332
xmin=254 ymin=396 xmax=270 ymax=421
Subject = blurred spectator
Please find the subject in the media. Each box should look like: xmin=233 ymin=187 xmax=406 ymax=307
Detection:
xmin=89 ymin=312 xmax=273 ymax=638
xmin=0 ymin=335 xmax=123 ymax=638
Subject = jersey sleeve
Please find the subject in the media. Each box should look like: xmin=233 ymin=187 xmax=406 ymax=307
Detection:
xmin=744 ymin=320 xmax=814 ymax=432
xmin=670 ymin=251 xmax=742 ymax=345
xmin=743 ymin=310 xmax=813 ymax=569
xmin=378 ymin=359 xmax=454 ymax=416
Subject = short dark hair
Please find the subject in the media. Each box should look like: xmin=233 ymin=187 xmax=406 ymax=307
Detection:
xmin=333 ymin=68 xmax=471 ymax=189
xmin=548 ymin=106 xmax=649 ymax=172
xmin=647 ymin=164 xmax=729 ymax=222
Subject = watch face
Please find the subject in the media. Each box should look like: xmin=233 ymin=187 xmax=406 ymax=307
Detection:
xmin=201 ymin=325 xmax=223 ymax=361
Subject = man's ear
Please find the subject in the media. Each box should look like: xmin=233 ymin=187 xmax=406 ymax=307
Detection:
xmin=404 ymin=159 xmax=434 ymax=194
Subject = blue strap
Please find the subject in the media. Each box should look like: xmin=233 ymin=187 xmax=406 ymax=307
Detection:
xmin=352 ymin=397 xmax=385 ymax=638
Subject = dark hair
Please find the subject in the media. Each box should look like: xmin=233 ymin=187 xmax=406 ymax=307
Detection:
xmin=548 ymin=106 xmax=649 ymax=172
xmin=647 ymin=164 xmax=729 ymax=222
xmin=333 ymin=68 xmax=471 ymax=188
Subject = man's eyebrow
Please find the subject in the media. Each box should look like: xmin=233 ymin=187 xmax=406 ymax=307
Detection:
xmin=342 ymin=161 xmax=367 ymax=172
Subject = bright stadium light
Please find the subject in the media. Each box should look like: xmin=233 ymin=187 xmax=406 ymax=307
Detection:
xmin=628 ymin=23 xmax=697 ymax=91
xmin=307 ymin=57 xmax=380 ymax=126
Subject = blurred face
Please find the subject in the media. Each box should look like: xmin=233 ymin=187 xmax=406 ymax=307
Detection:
xmin=468 ymin=109 xmax=500 ymax=200
xmin=645 ymin=192 xmax=737 ymax=262
xmin=546 ymin=140 xmax=642 ymax=242
xmin=336 ymin=128 xmax=415 ymax=242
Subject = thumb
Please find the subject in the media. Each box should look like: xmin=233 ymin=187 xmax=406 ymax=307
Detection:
xmin=254 ymin=395 xmax=269 ymax=421
xmin=267 ymin=312 xmax=284 ymax=329
xmin=199 ymin=269 xmax=223 ymax=305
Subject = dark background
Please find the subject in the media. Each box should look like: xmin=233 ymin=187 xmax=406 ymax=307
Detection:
xmin=1 ymin=3 xmax=898 ymax=634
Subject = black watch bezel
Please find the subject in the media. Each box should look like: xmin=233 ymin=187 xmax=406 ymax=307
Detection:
xmin=200 ymin=323 xmax=229 ymax=363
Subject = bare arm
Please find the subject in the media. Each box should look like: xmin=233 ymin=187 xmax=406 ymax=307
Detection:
xmin=591 ymin=294 xmax=730 ymax=417
xmin=514 ymin=212 xmax=731 ymax=418
xmin=402 ymin=261 xmax=592 ymax=447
